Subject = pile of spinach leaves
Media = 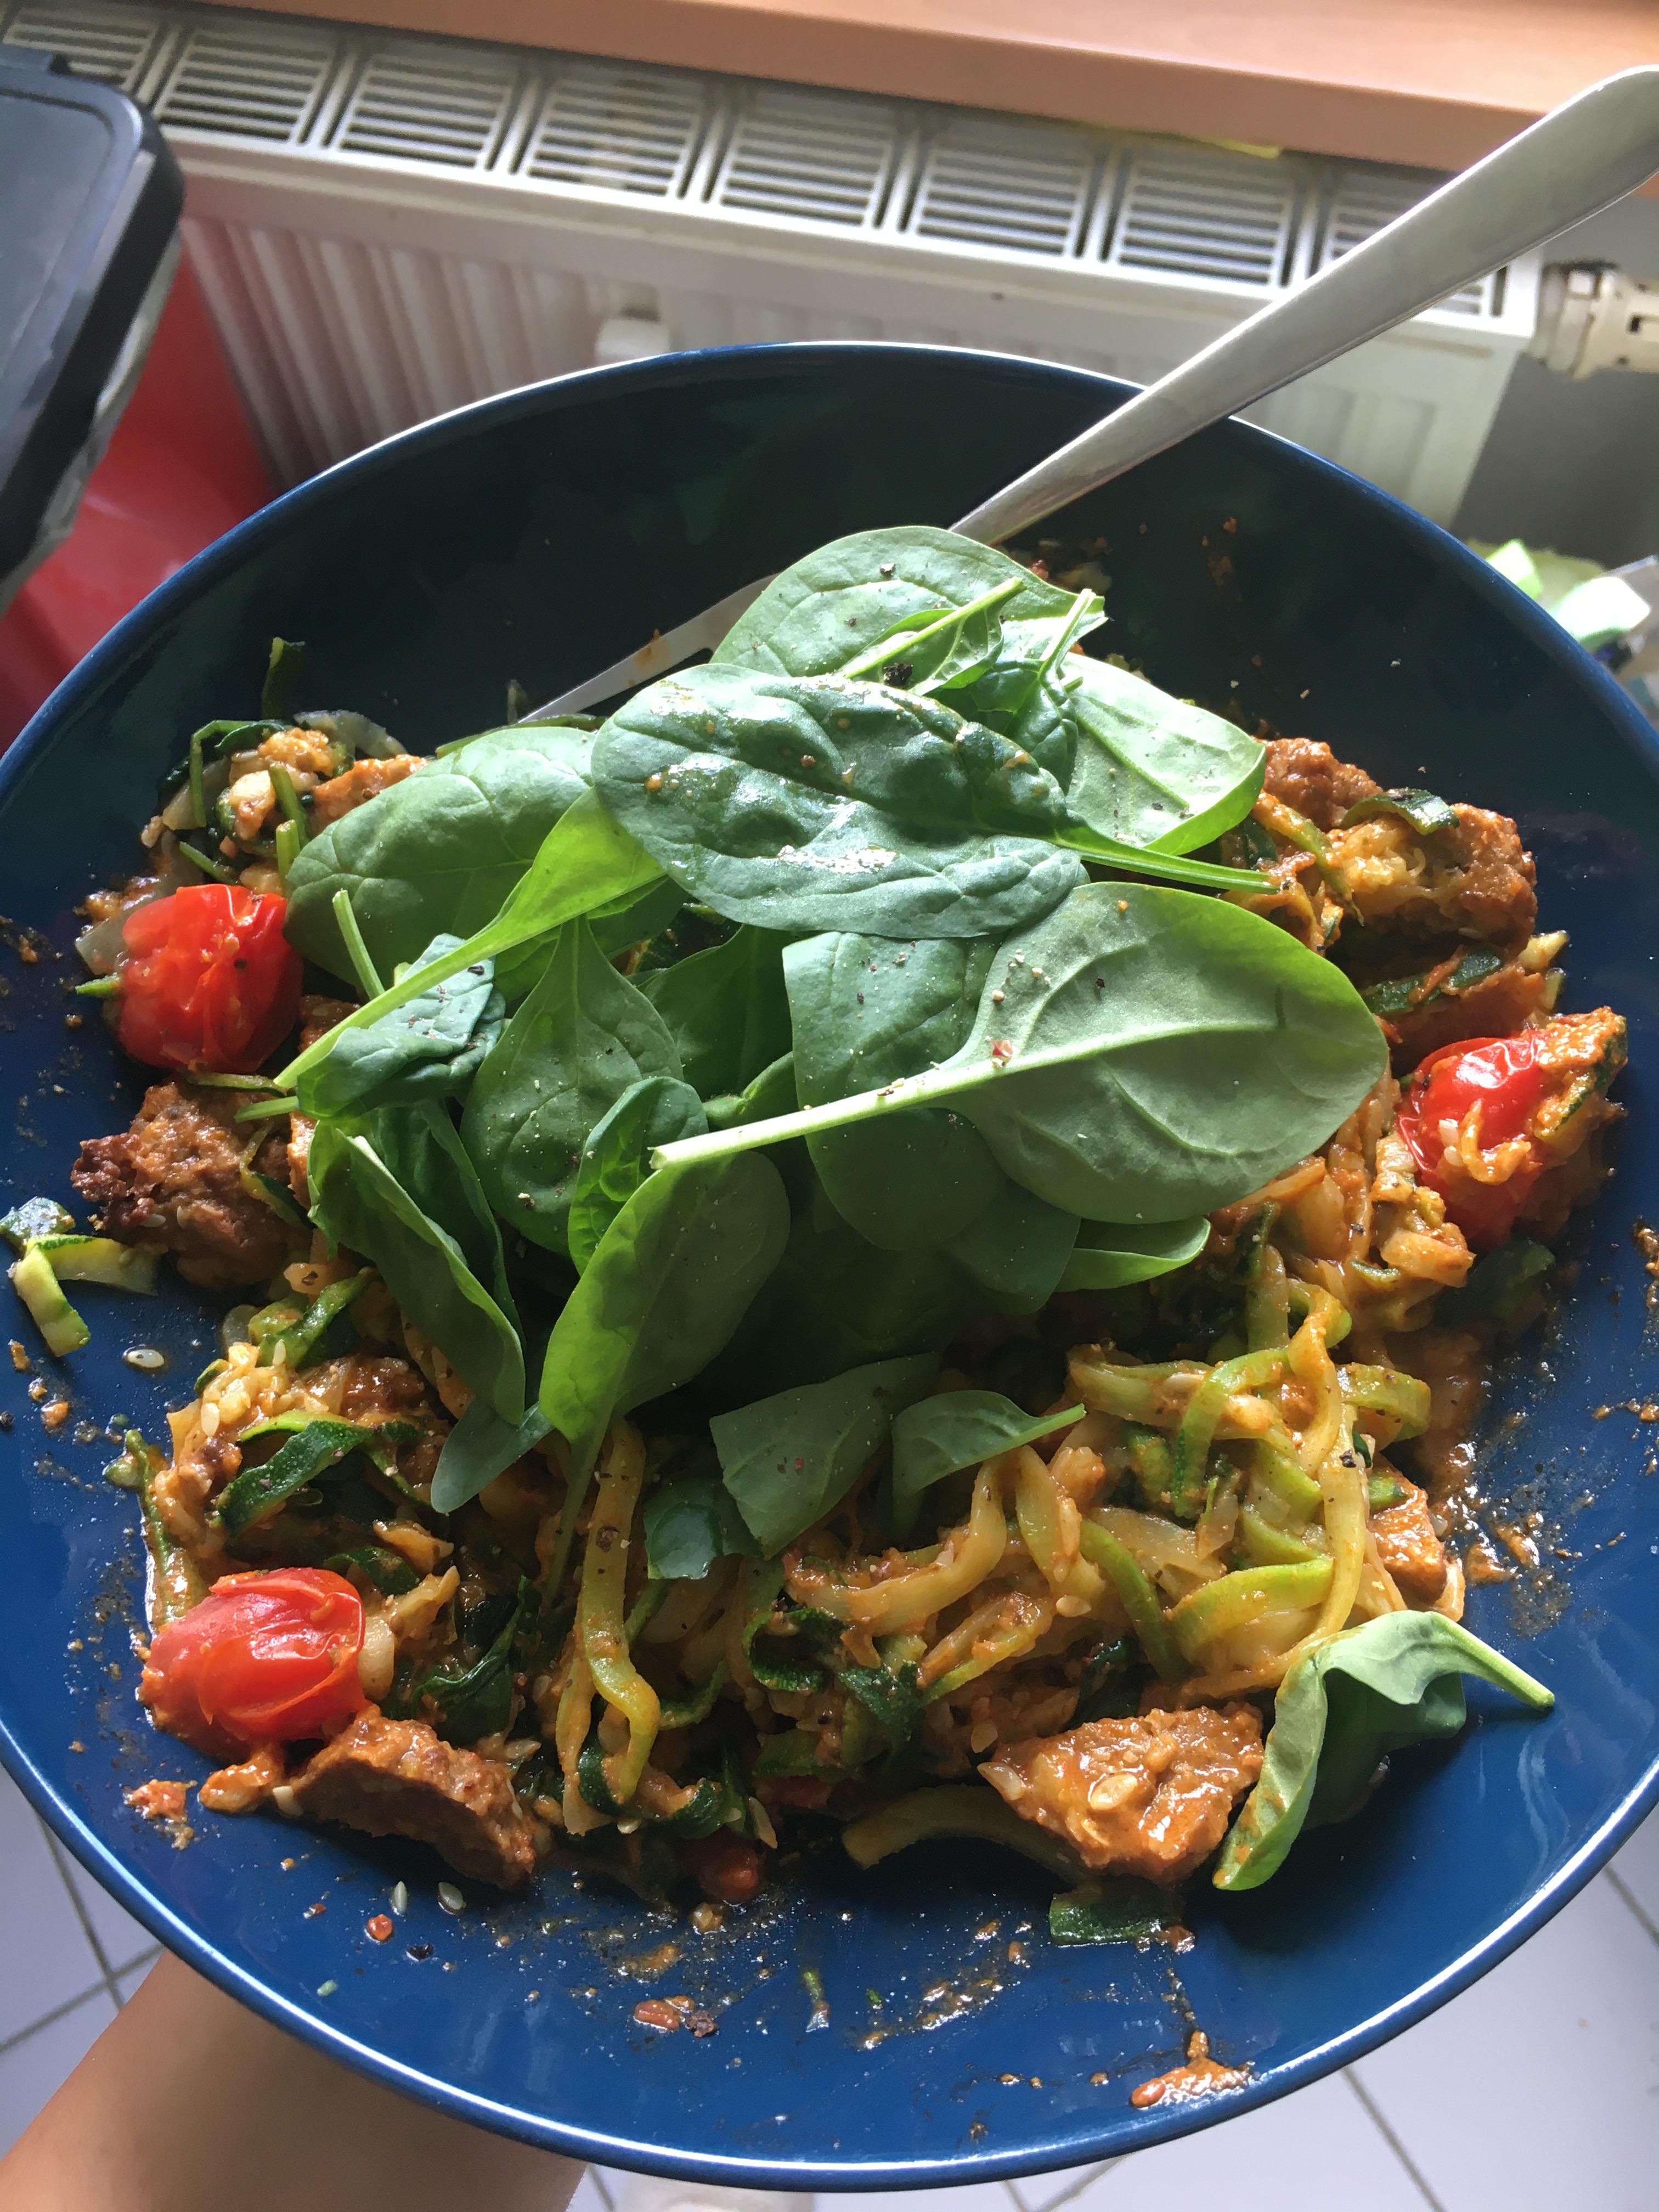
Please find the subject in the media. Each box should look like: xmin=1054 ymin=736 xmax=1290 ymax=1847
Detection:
xmin=267 ymin=521 xmax=1392 ymax=1733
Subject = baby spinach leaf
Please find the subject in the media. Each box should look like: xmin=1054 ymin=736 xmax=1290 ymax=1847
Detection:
xmin=660 ymin=884 xmax=1388 ymax=1226
xmin=1213 ymin=1612 xmax=1553 ymax=1893
xmin=280 ymin=792 xmax=663 ymax=1092
xmin=406 ymin=1580 xmax=531 ymax=1745
xmin=643 ymin=1472 xmax=759 ymax=1581
xmin=714 ymin=523 xmax=1078 ymax=678
xmin=890 ymin=1391 xmax=1085 ymax=1510
xmin=703 ymin=1052 xmax=797 ymax=1132
xmin=567 ymin=1076 xmax=708 ymax=1272
xmin=1063 ymin=656 xmax=1265 ymax=856
xmin=359 ymin=1101 xmax=517 ymax=1330
xmin=785 ymin=931 xmax=1003 ymax=1251
xmin=431 ymin=1397 xmax=552 ymax=1516
xmin=1058 ymin=1216 xmax=1210 ymax=1291
xmin=285 ymin=721 xmax=597 ymax=981
xmin=944 ymin=884 xmax=1386 ymax=1219
xmin=836 ymin=577 xmax=1022 ymax=693
xmin=713 ymin=1353 xmax=938 ymax=1555
xmin=539 ymin=1153 xmax=790 ymax=1486
xmin=712 ymin=1174 xmax=983 ymax=1396
xmin=940 ymin=1178 xmax=1079 ymax=1313
xmin=495 ymin=876 xmax=686 ymax=1003
xmin=1438 ymin=1237 xmax=1553 ymax=1328
xmin=593 ymin=664 xmax=1084 ymax=941
xmin=639 ymin=926 xmax=793 ymax=1099
xmin=461 ymin=920 xmax=682 ymax=1256
xmin=308 ymin=1121 xmax=525 ymax=1422
xmin=295 ymin=935 xmax=504 ymax=1118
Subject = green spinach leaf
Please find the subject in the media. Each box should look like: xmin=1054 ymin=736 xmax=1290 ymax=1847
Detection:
xmin=539 ymin=1153 xmax=789 ymax=1487
xmin=295 ymin=935 xmax=504 ymax=1118
xmin=461 ymin=919 xmax=682 ymax=1256
xmin=359 ymin=1101 xmax=518 ymax=1330
xmin=1214 ymin=1612 xmax=1553 ymax=1892
xmin=713 ymin=523 xmax=1078 ymax=678
xmin=939 ymin=1177 xmax=1079 ymax=1313
xmin=712 ymin=1173 xmax=982 ymax=1395
xmin=639 ymin=926 xmax=793 ymax=1099
xmin=405 ymin=1580 xmax=531 ymax=1744
xmin=567 ymin=1076 xmax=708 ymax=1273
xmin=285 ymin=721 xmax=596 ymax=980
xmin=703 ymin=1051 xmax=797 ymax=1132
xmin=308 ymin=1121 xmax=525 ymax=1421
xmin=1063 ymin=655 xmax=1265 ymax=855
xmin=643 ymin=1472 xmax=759 ymax=1580
xmin=890 ymin=1391 xmax=1084 ymax=1509
xmin=594 ymin=664 xmax=1085 ymax=941
xmin=1058 ymin=1216 xmax=1210 ymax=1291
xmin=785 ymin=931 xmax=1003 ymax=1251
xmin=280 ymin=792 xmax=663 ymax=1092
xmin=661 ymin=884 xmax=1388 ymax=1226
xmin=430 ymin=1397 xmax=552 ymax=1516
xmin=712 ymin=1353 xmax=938 ymax=1555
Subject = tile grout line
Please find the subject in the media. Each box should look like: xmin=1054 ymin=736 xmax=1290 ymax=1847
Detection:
xmin=0 ymin=1983 xmax=110 ymax=2061
xmin=1603 ymin=1866 xmax=1659 ymax=1949
xmin=1342 ymin=2067 xmax=1451 ymax=2212
xmin=40 ymin=1820 xmax=126 ymax=2010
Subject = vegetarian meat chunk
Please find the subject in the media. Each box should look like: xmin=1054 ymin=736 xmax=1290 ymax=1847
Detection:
xmin=1370 ymin=1475 xmax=1450 ymax=1603
xmin=71 ymin=1082 xmax=301 ymax=1290
xmin=288 ymin=1710 xmax=538 ymax=1888
xmin=981 ymin=1703 xmax=1263 ymax=1883
xmin=1261 ymin=737 xmax=1379 ymax=830
xmin=1327 ymin=804 xmax=1536 ymax=953
xmin=307 ymin=754 xmax=422 ymax=830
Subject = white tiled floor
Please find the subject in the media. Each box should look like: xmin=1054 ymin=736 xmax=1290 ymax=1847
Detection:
xmin=3 ymin=1762 xmax=1655 ymax=2203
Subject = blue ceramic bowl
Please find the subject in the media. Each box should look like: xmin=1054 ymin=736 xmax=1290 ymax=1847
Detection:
xmin=2 ymin=346 xmax=1656 ymax=2186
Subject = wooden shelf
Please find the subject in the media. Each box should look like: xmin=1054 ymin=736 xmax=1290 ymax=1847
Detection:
xmin=207 ymin=0 xmax=1659 ymax=179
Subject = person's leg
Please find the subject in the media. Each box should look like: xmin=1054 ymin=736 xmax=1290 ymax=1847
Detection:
xmin=0 ymin=1951 xmax=578 ymax=2212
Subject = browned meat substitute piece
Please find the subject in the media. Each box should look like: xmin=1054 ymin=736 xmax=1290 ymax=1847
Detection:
xmin=288 ymin=1710 xmax=539 ymax=1889
xmin=981 ymin=1703 xmax=1264 ymax=1883
xmin=71 ymin=1081 xmax=302 ymax=1291
xmin=1260 ymin=737 xmax=1380 ymax=830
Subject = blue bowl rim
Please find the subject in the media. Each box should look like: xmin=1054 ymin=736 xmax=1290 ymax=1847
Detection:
xmin=3 ymin=337 xmax=1657 ymax=2185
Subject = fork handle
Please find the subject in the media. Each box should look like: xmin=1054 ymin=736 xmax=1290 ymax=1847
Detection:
xmin=952 ymin=66 xmax=1659 ymax=545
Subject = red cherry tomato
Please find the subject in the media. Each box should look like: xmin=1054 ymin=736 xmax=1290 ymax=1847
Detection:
xmin=116 ymin=884 xmax=301 ymax=1074
xmin=1396 ymin=1031 xmax=1550 ymax=1248
xmin=682 ymin=1830 xmax=766 ymax=1904
xmin=141 ymin=1567 xmax=366 ymax=1757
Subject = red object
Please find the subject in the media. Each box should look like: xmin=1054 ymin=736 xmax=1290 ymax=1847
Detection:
xmin=1397 ymin=1031 xmax=1550 ymax=1247
xmin=0 ymin=256 xmax=272 ymax=747
xmin=142 ymin=1568 xmax=366 ymax=1757
xmin=682 ymin=1830 xmax=766 ymax=1903
xmin=116 ymin=883 xmax=302 ymax=1074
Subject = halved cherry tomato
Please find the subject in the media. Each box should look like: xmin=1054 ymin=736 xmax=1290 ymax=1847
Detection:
xmin=1396 ymin=1031 xmax=1550 ymax=1248
xmin=116 ymin=884 xmax=301 ymax=1074
xmin=140 ymin=1567 xmax=366 ymax=1757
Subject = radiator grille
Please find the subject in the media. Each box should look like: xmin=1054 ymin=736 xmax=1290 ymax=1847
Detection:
xmin=0 ymin=0 xmax=1537 ymax=524
xmin=707 ymin=83 xmax=898 ymax=229
xmin=150 ymin=16 xmax=338 ymax=142
xmin=330 ymin=38 xmax=523 ymax=171
xmin=519 ymin=60 xmax=709 ymax=199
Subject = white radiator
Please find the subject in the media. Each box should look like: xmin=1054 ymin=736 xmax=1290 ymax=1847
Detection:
xmin=1 ymin=0 xmax=1541 ymax=521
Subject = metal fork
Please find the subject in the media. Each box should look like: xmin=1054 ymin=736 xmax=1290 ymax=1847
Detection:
xmin=527 ymin=66 xmax=1659 ymax=722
